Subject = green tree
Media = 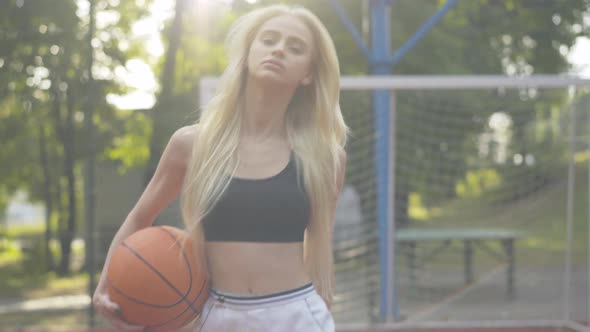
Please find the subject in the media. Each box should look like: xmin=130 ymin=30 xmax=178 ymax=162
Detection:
xmin=142 ymin=0 xmax=233 ymax=193
xmin=0 ymin=0 xmax=151 ymax=274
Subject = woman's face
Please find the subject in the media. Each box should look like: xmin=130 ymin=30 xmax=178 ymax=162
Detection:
xmin=247 ymin=14 xmax=315 ymax=87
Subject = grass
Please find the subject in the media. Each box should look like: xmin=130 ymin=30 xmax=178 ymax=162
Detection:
xmin=0 ymin=309 xmax=111 ymax=329
xmin=408 ymin=162 xmax=589 ymax=267
xmin=0 ymin=259 xmax=92 ymax=299
xmin=0 ymin=225 xmax=90 ymax=300
xmin=1 ymin=222 xmax=45 ymax=237
xmin=0 ymin=309 xmax=87 ymax=327
xmin=0 ymin=248 xmax=102 ymax=328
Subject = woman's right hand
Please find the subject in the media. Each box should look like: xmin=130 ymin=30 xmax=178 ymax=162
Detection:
xmin=93 ymin=287 xmax=145 ymax=331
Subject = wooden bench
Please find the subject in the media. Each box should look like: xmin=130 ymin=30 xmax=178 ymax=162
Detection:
xmin=396 ymin=228 xmax=528 ymax=299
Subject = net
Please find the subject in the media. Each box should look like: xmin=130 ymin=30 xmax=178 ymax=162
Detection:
xmin=201 ymin=76 xmax=590 ymax=331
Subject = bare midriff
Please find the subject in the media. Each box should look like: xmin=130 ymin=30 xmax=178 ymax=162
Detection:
xmin=205 ymin=241 xmax=311 ymax=296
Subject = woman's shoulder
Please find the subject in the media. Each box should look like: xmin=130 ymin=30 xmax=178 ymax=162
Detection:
xmin=167 ymin=125 xmax=199 ymax=164
xmin=172 ymin=124 xmax=199 ymax=146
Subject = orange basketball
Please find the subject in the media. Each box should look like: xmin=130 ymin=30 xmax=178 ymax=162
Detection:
xmin=107 ymin=225 xmax=209 ymax=331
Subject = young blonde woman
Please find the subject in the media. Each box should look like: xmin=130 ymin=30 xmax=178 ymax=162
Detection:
xmin=93 ymin=4 xmax=348 ymax=332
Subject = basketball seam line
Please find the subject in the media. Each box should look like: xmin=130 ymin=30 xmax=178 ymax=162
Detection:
xmin=148 ymin=277 xmax=209 ymax=329
xmin=158 ymin=227 xmax=202 ymax=313
xmin=120 ymin=230 xmax=199 ymax=313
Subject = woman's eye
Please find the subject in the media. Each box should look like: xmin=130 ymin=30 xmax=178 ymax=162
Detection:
xmin=289 ymin=46 xmax=303 ymax=54
xmin=262 ymin=38 xmax=274 ymax=45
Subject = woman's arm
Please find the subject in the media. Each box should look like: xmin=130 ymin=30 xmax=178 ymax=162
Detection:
xmin=93 ymin=125 xmax=196 ymax=329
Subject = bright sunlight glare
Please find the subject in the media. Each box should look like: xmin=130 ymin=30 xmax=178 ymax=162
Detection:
xmin=109 ymin=0 xmax=248 ymax=110
xmin=108 ymin=0 xmax=174 ymax=110
xmin=568 ymin=36 xmax=590 ymax=78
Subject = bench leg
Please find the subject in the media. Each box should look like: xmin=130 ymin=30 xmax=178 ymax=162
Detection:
xmin=502 ymin=239 xmax=515 ymax=299
xmin=464 ymin=240 xmax=474 ymax=284
xmin=407 ymin=241 xmax=417 ymax=284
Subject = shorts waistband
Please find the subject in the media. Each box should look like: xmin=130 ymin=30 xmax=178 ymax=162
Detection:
xmin=209 ymin=283 xmax=315 ymax=307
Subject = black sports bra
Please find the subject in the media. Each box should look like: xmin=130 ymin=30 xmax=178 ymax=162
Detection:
xmin=201 ymin=155 xmax=310 ymax=242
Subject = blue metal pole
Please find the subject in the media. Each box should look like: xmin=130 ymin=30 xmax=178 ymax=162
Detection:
xmin=328 ymin=0 xmax=457 ymax=323
xmin=328 ymin=0 xmax=372 ymax=59
xmin=386 ymin=0 xmax=458 ymax=67
xmin=369 ymin=0 xmax=396 ymax=322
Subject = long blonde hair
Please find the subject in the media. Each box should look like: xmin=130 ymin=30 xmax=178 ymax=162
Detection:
xmin=181 ymin=5 xmax=348 ymax=304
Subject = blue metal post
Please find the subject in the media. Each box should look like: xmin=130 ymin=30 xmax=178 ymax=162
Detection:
xmin=328 ymin=0 xmax=372 ymax=60
xmin=387 ymin=0 xmax=458 ymax=67
xmin=370 ymin=0 xmax=396 ymax=322
xmin=328 ymin=0 xmax=458 ymax=323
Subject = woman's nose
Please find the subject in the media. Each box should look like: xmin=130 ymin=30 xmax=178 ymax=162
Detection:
xmin=271 ymin=42 xmax=286 ymax=57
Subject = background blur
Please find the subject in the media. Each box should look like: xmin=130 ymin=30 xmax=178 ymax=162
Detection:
xmin=1 ymin=0 xmax=589 ymax=330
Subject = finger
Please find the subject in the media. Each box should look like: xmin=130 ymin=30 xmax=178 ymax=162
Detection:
xmin=95 ymin=302 xmax=118 ymax=322
xmin=100 ymin=307 xmax=144 ymax=331
xmin=93 ymin=296 xmax=111 ymax=317
xmin=93 ymin=301 xmax=140 ymax=331
xmin=99 ymin=294 xmax=122 ymax=313
xmin=94 ymin=294 xmax=144 ymax=331
xmin=111 ymin=318 xmax=145 ymax=332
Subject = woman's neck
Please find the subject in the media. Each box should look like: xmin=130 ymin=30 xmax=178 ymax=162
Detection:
xmin=241 ymin=77 xmax=297 ymax=140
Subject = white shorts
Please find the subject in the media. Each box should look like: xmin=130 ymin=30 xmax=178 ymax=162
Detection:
xmin=192 ymin=283 xmax=335 ymax=332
